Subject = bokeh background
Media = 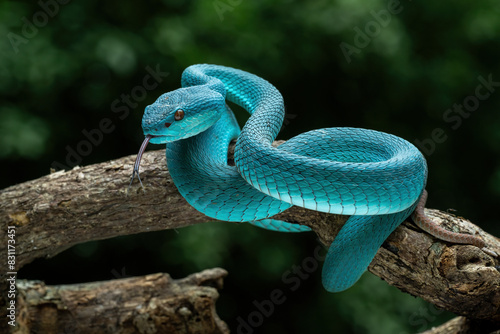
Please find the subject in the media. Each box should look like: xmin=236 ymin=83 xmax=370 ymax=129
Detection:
xmin=2 ymin=0 xmax=500 ymax=332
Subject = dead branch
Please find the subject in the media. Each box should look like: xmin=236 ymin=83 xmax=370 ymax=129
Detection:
xmin=1 ymin=141 xmax=500 ymax=333
xmin=421 ymin=316 xmax=500 ymax=334
xmin=14 ymin=268 xmax=228 ymax=334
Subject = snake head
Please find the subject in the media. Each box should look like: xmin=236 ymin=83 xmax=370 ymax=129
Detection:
xmin=141 ymin=86 xmax=225 ymax=144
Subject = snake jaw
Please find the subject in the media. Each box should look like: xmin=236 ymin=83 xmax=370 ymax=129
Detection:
xmin=148 ymin=135 xmax=174 ymax=144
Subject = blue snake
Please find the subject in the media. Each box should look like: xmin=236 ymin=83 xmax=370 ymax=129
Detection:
xmin=131 ymin=64 xmax=428 ymax=292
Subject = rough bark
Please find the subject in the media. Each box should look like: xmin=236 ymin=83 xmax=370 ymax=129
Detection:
xmin=14 ymin=268 xmax=228 ymax=334
xmin=370 ymin=210 xmax=500 ymax=322
xmin=421 ymin=316 xmax=500 ymax=334
xmin=1 ymin=141 xmax=500 ymax=333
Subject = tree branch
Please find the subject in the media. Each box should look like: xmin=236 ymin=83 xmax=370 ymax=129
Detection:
xmin=372 ymin=210 xmax=500 ymax=322
xmin=1 ymin=141 xmax=500 ymax=331
xmin=421 ymin=316 xmax=500 ymax=334
xmin=15 ymin=268 xmax=229 ymax=334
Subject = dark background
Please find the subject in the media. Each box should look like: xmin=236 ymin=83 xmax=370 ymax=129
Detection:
xmin=2 ymin=0 xmax=500 ymax=332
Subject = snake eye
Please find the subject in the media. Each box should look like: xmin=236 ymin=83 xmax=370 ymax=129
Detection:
xmin=174 ymin=109 xmax=184 ymax=121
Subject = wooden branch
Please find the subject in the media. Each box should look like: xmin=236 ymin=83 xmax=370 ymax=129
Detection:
xmin=0 ymin=142 xmax=338 ymax=269
xmin=1 ymin=141 xmax=500 ymax=330
xmin=371 ymin=210 xmax=500 ymax=323
xmin=421 ymin=316 xmax=500 ymax=334
xmin=15 ymin=268 xmax=229 ymax=334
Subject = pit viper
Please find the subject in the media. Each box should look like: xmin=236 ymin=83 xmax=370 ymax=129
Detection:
xmin=130 ymin=64 xmax=487 ymax=292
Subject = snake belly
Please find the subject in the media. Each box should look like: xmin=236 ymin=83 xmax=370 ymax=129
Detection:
xmin=163 ymin=64 xmax=428 ymax=292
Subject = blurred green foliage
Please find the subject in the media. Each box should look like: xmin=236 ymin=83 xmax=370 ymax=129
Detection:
xmin=2 ymin=0 xmax=499 ymax=332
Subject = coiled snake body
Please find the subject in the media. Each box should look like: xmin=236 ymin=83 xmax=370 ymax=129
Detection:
xmin=131 ymin=64 xmax=485 ymax=292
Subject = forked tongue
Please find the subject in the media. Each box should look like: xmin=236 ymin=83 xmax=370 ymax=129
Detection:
xmin=128 ymin=134 xmax=154 ymax=191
